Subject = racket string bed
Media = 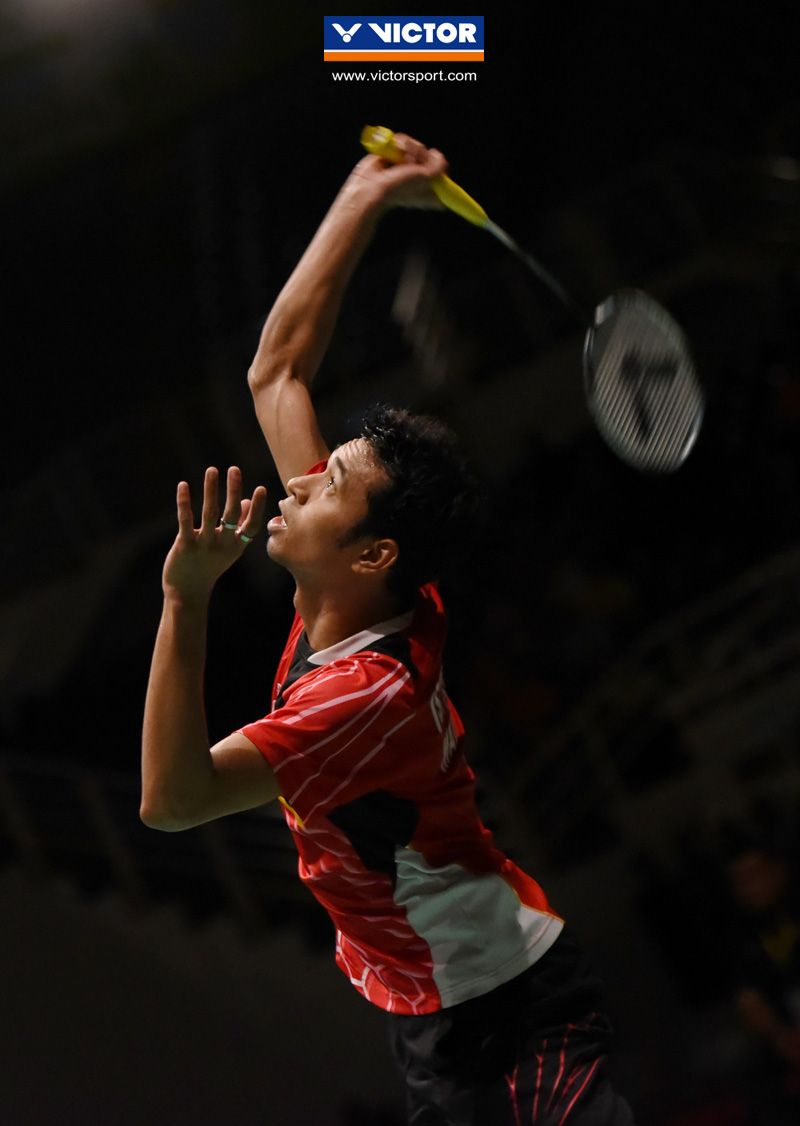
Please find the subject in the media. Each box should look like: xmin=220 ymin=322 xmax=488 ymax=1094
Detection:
xmin=587 ymin=292 xmax=703 ymax=472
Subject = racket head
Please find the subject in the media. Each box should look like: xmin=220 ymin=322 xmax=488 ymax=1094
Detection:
xmin=582 ymin=289 xmax=704 ymax=473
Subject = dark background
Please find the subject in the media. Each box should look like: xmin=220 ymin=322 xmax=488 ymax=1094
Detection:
xmin=3 ymin=5 xmax=800 ymax=1124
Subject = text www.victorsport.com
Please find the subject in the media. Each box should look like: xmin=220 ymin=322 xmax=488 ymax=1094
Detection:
xmin=331 ymin=69 xmax=477 ymax=83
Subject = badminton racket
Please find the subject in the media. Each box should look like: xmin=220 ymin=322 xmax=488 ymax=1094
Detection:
xmin=361 ymin=125 xmax=704 ymax=473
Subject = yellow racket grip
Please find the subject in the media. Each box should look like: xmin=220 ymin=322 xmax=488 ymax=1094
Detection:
xmin=360 ymin=125 xmax=489 ymax=228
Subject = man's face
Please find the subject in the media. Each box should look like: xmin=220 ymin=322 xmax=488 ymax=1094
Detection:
xmin=266 ymin=439 xmax=387 ymax=585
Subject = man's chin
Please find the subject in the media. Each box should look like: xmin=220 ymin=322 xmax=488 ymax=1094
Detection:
xmin=266 ymin=537 xmax=286 ymax=564
xmin=266 ymin=537 xmax=299 ymax=578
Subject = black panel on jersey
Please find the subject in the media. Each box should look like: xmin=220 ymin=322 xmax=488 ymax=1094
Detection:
xmin=275 ymin=632 xmax=316 ymax=708
xmin=328 ymin=790 xmax=419 ymax=885
xmin=362 ymin=630 xmax=419 ymax=681
xmin=275 ymin=627 xmax=419 ymax=709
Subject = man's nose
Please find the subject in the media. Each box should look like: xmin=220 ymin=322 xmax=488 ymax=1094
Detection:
xmin=286 ymin=474 xmax=310 ymax=503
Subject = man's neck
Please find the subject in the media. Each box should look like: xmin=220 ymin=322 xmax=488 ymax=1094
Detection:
xmin=294 ymin=584 xmax=403 ymax=651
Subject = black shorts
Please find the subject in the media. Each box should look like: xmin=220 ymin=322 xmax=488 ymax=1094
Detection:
xmin=387 ymin=931 xmax=635 ymax=1126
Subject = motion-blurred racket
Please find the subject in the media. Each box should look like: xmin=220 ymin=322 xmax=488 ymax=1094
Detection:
xmin=362 ymin=125 xmax=704 ymax=473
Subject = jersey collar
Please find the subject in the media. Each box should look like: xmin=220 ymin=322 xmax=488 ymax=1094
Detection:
xmin=305 ymin=610 xmax=414 ymax=667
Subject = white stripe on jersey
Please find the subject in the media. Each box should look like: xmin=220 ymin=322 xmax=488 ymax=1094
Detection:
xmin=286 ymin=674 xmax=410 ymax=807
xmin=284 ymin=659 xmax=362 ymax=704
xmin=279 ymin=668 xmax=410 ymax=786
xmin=282 ymin=665 xmax=404 ymax=725
xmin=338 ymin=933 xmax=431 ymax=1011
xmin=298 ymin=709 xmax=416 ymax=823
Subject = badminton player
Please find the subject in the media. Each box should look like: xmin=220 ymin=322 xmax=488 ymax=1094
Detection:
xmin=141 ymin=134 xmax=634 ymax=1125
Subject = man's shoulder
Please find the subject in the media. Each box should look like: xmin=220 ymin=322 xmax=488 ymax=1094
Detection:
xmin=279 ymin=582 xmax=446 ymax=709
xmin=355 ymin=630 xmax=419 ymax=680
xmin=347 ymin=584 xmax=447 ymax=686
xmin=283 ymin=647 xmax=415 ymax=713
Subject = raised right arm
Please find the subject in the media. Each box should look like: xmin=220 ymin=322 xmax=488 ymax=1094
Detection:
xmin=247 ymin=137 xmax=447 ymax=488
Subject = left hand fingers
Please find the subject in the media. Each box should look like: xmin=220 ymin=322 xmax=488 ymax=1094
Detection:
xmin=219 ymin=466 xmax=243 ymax=533
xmin=200 ymin=467 xmax=219 ymax=537
xmin=176 ymin=480 xmax=195 ymax=543
xmin=236 ymin=486 xmax=268 ymax=544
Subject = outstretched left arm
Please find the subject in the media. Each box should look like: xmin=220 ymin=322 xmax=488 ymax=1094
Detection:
xmin=140 ymin=466 xmax=279 ymax=832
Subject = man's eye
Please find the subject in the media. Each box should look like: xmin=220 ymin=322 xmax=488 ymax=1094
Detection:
xmin=325 ymin=476 xmax=335 ymax=490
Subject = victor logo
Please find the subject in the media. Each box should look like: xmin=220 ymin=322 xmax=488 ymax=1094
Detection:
xmin=332 ymin=21 xmax=361 ymax=43
xmin=368 ymin=21 xmax=477 ymax=44
xmin=324 ymin=16 xmax=485 ymax=62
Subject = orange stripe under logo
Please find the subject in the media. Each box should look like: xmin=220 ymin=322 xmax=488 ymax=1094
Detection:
xmin=324 ymin=51 xmax=484 ymax=62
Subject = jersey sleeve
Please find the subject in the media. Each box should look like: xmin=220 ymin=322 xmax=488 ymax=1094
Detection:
xmin=240 ymin=654 xmax=415 ymax=826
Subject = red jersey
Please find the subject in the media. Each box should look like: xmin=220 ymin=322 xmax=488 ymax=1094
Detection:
xmin=241 ymin=584 xmax=563 ymax=1015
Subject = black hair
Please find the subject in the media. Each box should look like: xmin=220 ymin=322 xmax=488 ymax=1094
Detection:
xmin=341 ymin=404 xmax=484 ymax=607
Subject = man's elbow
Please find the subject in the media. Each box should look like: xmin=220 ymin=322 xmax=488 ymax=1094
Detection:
xmin=246 ymin=362 xmax=265 ymax=394
xmin=139 ymin=797 xmax=194 ymax=833
xmin=247 ymin=358 xmax=297 ymax=397
xmin=247 ymin=361 xmax=276 ymax=395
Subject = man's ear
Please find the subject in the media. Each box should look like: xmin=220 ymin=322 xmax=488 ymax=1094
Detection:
xmin=352 ymin=537 xmax=399 ymax=578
